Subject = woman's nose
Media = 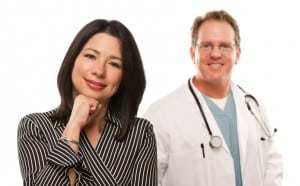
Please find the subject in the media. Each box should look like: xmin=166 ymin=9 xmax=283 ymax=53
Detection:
xmin=92 ymin=60 xmax=105 ymax=77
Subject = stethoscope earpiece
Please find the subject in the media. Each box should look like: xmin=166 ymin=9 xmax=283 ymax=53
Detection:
xmin=261 ymin=128 xmax=277 ymax=141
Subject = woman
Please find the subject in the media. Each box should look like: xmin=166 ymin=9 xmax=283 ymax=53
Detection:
xmin=17 ymin=19 xmax=157 ymax=186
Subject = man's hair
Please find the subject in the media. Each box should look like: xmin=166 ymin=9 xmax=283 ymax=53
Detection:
xmin=191 ymin=10 xmax=241 ymax=48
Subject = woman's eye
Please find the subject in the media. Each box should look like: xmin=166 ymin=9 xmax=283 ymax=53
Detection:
xmin=84 ymin=54 xmax=96 ymax=60
xmin=109 ymin=61 xmax=122 ymax=69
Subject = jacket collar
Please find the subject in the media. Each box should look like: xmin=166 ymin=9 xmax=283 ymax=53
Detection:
xmin=53 ymin=109 xmax=122 ymax=129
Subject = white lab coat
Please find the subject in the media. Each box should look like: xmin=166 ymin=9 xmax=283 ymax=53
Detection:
xmin=144 ymin=81 xmax=283 ymax=186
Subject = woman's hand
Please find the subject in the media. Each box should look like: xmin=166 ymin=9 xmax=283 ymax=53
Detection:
xmin=69 ymin=94 xmax=101 ymax=129
xmin=62 ymin=95 xmax=102 ymax=152
xmin=63 ymin=95 xmax=102 ymax=185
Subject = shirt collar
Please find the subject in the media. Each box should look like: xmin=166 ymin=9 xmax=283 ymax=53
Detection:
xmin=105 ymin=109 xmax=122 ymax=128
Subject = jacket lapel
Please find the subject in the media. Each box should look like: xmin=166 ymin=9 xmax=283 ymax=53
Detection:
xmin=80 ymin=132 xmax=118 ymax=186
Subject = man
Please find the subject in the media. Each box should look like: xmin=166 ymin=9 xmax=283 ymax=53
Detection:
xmin=144 ymin=10 xmax=283 ymax=186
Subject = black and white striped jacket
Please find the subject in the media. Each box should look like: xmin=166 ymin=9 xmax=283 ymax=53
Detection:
xmin=17 ymin=110 xmax=157 ymax=186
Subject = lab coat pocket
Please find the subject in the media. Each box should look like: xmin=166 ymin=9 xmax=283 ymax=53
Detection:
xmin=166 ymin=147 xmax=210 ymax=186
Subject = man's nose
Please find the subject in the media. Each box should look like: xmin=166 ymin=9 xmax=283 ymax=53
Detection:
xmin=210 ymin=46 xmax=222 ymax=57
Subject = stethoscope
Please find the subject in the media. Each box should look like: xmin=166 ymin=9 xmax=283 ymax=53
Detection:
xmin=188 ymin=80 xmax=223 ymax=149
xmin=188 ymin=79 xmax=277 ymax=149
xmin=241 ymin=88 xmax=277 ymax=141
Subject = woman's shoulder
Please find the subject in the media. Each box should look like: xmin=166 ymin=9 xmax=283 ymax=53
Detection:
xmin=134 ymin=117 xmax=152 ymax=127
xmin=131 ymin=117 xmax=155 ymax=135
xmin=126 ymin=117 xmax=156 ymax=147
xmin=19 ymin=109 xmax=56 ymax=129
xmin=21 ymin=110 xmax=55 ymax=122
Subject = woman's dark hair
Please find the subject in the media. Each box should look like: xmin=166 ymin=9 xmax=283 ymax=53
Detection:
xmin=52 ymin=19 xmax=146 ymax=141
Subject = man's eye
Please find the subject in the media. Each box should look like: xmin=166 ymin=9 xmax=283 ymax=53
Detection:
xmin=220 ymin=44 xmax=231 ymax=49
xmin=202 ymin=44 xmax=211 ymax=48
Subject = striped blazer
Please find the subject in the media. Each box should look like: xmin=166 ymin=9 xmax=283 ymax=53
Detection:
xmin=17 ymin=110 xmax=157 ymax=186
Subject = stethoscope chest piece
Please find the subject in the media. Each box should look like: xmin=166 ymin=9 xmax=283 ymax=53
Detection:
xmin=209 ymin=135 xmax=222 ymax=149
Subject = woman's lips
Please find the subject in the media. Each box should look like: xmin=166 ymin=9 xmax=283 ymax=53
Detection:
xmin=85 ymin=79 xmax=106 ymax=90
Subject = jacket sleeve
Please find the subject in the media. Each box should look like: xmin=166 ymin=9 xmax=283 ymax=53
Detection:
xmin=17 ymin=115 xmax=82 ymax=186
xmin=130 ymin=123 xmax=158 ymax=186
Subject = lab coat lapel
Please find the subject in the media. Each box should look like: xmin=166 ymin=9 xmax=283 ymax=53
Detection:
xmin=231 ymin=84 xmax=250 ymax=172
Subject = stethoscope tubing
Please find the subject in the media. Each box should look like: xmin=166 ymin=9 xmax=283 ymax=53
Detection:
xmin=188 ymin=79 xmax=276 ymax=145
xmin=188 ymin=79 xmax=223 ymax=149
xmin=188 ymin=79 xmax=213 ymax=136
xmin=244 ymin=95 xmax=276 ymax=139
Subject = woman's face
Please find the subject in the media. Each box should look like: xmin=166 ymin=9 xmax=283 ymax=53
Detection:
xmin=72 ymin=33 xmax=123 ymax=104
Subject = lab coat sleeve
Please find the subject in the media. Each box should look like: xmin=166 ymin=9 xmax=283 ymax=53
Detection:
xmin=144 ymin=105 xmax=170 ymax=186
xmin=264 ymin=140 xmax=284 ymax=186
xmin=260 ymin=104 xmax=284 ymax=186
xmin=153 ymin=125 xmax=169 ymax=186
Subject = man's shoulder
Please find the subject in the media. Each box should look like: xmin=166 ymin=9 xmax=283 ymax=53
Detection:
xmin=152 ymin=84 xmax=187 ymax=105
xmin=144 ymin=83 xmax=189 ymax=117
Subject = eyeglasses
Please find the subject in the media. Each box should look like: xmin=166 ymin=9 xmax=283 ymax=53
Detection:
xmin=196 ymin=42 xmax=236 ymax=54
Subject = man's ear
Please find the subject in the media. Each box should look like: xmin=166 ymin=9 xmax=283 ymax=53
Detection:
xmin=235 ymin=47 xmax=241 ymax=64
xmin=190 ymin=47 xmax=196 ymax=63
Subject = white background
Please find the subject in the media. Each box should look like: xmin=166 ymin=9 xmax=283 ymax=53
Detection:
xmin=0 ymin=0 xmax=299 ymax=185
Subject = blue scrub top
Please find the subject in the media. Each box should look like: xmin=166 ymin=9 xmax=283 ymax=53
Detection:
xmin=202 ymin=91 xmax=243 ymax=186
